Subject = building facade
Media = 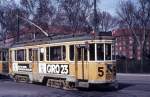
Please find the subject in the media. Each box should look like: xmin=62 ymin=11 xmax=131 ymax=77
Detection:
xmin=113 ymin=29 xmax=150 ymax=60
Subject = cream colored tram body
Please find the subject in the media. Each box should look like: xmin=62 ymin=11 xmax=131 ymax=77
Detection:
xmin=9 ymin=35 xmax=117 ymax=88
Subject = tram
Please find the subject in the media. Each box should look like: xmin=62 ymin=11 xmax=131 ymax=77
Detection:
xmin=8 ymin=33 xmax=118 ymax=89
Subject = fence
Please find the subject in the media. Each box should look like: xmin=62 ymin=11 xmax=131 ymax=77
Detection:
xmin=117 ymin=58 xmax=150 ymax=73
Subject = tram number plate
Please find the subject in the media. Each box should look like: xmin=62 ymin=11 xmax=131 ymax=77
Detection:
xmin=98 ymin=67 xmax=104 ymax=77
xmin=46 ymin=64 xmax=69 ymax=74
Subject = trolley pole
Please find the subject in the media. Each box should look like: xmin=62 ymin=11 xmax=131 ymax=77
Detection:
xmin=17 ymin=9 xmax=20 ymax=42
xmin=94 ymin=0 xmax=98 ymax=36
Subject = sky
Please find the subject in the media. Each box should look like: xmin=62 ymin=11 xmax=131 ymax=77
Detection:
xmin=99 ymin=0 xmax=138 ymax=16
xmin=99 ymin=0 xmax=120 ymax=16
xmin=14 ymin=0 xmax=137 ymax=17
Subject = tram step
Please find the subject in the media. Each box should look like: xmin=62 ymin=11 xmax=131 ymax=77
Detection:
xmin=78 ymin=81 xmax=89 ymax=88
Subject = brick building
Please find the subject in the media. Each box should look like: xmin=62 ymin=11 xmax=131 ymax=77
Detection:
xmin=113 ymin=29 xmax=150 ymax=73
xmin=112 ymin=29 xmax=150 ymax=60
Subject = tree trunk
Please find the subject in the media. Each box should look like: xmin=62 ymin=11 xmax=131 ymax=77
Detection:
xmin=140 ymin=47 xmax=144 ymax=73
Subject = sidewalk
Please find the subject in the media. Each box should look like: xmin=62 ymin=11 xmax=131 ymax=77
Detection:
xmin=117 ymin=73 xmax=150 ymax=84
xmin=117 ymin=73 xmax=150 ymax=77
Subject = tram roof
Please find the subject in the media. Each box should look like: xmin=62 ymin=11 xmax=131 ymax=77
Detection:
xmin=11 ymin=31 xmax=114 ymax=47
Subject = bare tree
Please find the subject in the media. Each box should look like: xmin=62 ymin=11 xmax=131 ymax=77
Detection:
xmin=20 ymin=0 xmax=56 ymax=29
xmin=56 ymin=0 xmax=93 ymax=34
xmin=90 ymin=10 xmax=118 ymax=32
xmin=117 ymin=0 xmax=150 ymax=72
xmin=0 ymin=0 xmax=26 ymax=44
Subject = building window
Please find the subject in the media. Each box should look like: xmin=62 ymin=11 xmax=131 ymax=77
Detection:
xmin=89 ymin=44 xmax=95 ymax=61
xmin=97 ymin=44 xmax=104 ymax=60
xmin=15 ymin=49 xmax=26 ymax=61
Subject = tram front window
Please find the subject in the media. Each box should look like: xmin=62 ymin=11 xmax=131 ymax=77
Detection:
xmin=97 ymin=44 xmax=104 ymax=60
xmin=89 ymin=44 xmax=95 ymax=61
xmin=105 ymin=44 xmax=111 ymax=60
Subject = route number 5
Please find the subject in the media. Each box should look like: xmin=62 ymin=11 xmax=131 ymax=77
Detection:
xmin=98 ymin=67 xmax=104 ymax=77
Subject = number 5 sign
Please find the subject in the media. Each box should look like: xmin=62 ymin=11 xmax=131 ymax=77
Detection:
xmin=98 ymin=67 xmax=104 ymax=77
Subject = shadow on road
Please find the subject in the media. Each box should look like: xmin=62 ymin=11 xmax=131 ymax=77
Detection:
xmin=0 ymin=74 xmax=135 ymax=93
xmin=78 ymin=83 xmax=134 ymax=92
xmin=32 ymin=82 xmax=134 ymax=92
xmin=0 ymin=74 xmax=14 ymax=81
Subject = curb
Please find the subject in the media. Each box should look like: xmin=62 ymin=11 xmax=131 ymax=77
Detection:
xmin=117 ymin=73 xmax=150 ymax=77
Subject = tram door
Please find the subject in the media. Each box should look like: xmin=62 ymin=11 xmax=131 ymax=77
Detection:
xmin=75 ymin=45 xmax=88 ymax=80
xmin=30 ymin=49 xmax=38 ymax=74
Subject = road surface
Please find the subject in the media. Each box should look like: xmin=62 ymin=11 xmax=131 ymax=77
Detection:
xmin=0 ymin=73 xmax=150 ymax=97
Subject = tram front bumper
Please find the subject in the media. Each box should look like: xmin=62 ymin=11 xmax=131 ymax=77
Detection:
xmin=88 ymin=79 xmax=117 ymax=84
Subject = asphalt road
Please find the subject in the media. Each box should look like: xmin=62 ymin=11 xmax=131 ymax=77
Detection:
xmin=0 ymin=73 xmax=150 ymax=97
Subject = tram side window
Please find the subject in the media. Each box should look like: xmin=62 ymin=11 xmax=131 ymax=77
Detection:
xmin=77 ymin=47 xmax=82 ymax=61
xmin=62 ymin=46 xmax=66 ymax=60
xmin=2 ymin=51 xmax=8 ymax=61
xmin=77 ymin=47 xmax=87 ymax=61
xmin=89 ymin=44 xmax=95 ymax=61
xmin=29 ymin=49 xmax=38 ymax=61
xmin=70 ymin=45 xmax=74 ymax=61
xmin=15 ymin=49 xmax=26 ymax=61
xmin=40 ymin=48 xmax=44 ymax=61
xmin=46 ymin=47 xmax=50 ymax=61
xmin=84 ymin=48 xmax=87 ymax=60
xmin=29 ymin=49 xmax=32 ymax=61
xmin=0 ymin=51 xmax=2 ymax=61
xmin=0 ymin=50 xmax=8 ymax=61
xmin=97 ymin=44 xmax=104 ymax=60
xmin=112 ymin=43 xmax=116 ymax=60
xmin=105 ymin=44 xmax=111 ymax=60
xmin=50 ymin=46 xmax=66 ymax=61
